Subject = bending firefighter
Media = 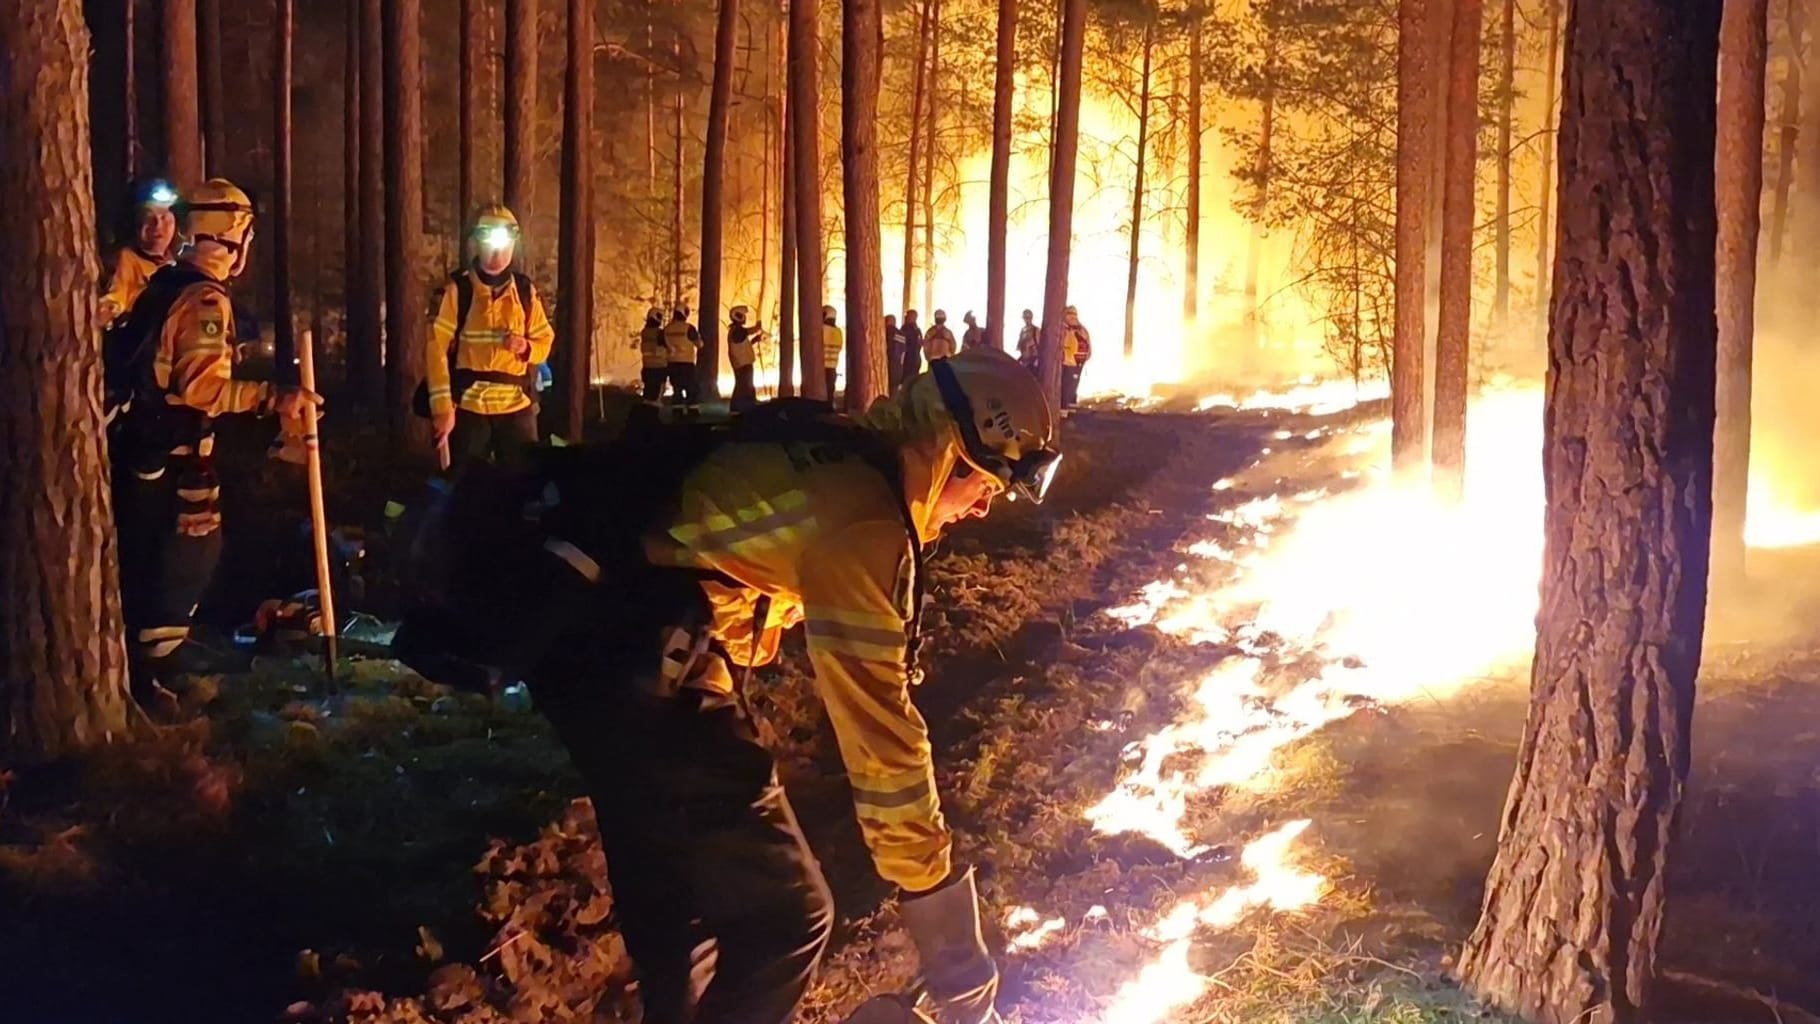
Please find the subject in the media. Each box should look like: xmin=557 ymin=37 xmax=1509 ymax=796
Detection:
xmin=108 ymin=179 xmax=319 ymax=700
xmin=404 ymin=348 xmax=1059 ymax=1023
xmin=425 ymin=205 xmax=555 ymax=465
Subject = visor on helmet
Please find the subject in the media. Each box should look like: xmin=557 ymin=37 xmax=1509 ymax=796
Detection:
xmin=930 ymin=359 xmax=1063 ymax=504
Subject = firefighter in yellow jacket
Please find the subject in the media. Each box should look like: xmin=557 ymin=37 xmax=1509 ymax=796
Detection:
xmin=110 ymin=179 xmax=320 ymax=701
xmin=821 ymin=303 xmax=844 ymax=401
xmin=527 ymin=348 xmax=1058 ymax=1024
xmin=663 ymin=303 xmax=703 ymax=412
xmin=426 ymin=205 xmax=555 ymax=464
xmin=99 ymin=179 xmax=180 ymax=323
xmin=923 ymin=309 xmax=958 ymax=361
xmin=635 ymin=306 xmax=669 ymax=402
xmin=727 ymin=304 xmax=764 ymax=411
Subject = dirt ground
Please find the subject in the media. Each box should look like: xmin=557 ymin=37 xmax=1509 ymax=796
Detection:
xmin=4 ymin=401 xmax=1820 ymax=1024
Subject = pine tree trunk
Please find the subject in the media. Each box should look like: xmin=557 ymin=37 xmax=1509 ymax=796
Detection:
xmin=1038 ymin=0 xmax=1086 ymax=409
xmin=758 ymin=16 xmax=774 ymax=331
xmin=1393 ymin=0 xmax=1433 ymax=477
xmin=1430 ymin=0 xmax=1480 ymax=503
xmin=1425 ymin=0 xmax=1453 ymax=425
xmin=504 ymin=0 xmax=536 ymax=225
xmin=985 ymin=0 xmax=1018 ymax=349
xmin=558 ymin=0 xmax=594 ymax=439
xmin=1800 ymin=0 xmax=1820 ymax=261
xmin=344 ymin=0 xmax=362 ymax=383
xmin=1456 ymin=2 xmax=1721 ymax=1020
xmin=902 ymin=0 xmax=933 ymax=314
xmin=672 ymin=69 xmax=685 ymax=306
xmin=1122 ymin=19 xmax=1154 ymax=360
xmin=273 ymin=0 xmax=294 ymax=379
xmin=126 ymin=0 xmax=139 ymax=180
xmin=385 ymin=0 xmax=430 ymax=453
xmin=842 ymin=0 xmax=887 ymax=408
xmin=1714 ymin=0 xmax=1769 ymax=585
xmin=1493 ymin=0 xmax=1514 ymax=325
xmin=700 ymin=0 xmax=739 ymax=399
xmin=780 ymin=81 xmax=798 ymax=397
xmin=1534 ymin=0 xmax=1559 ymax=335
xmin=647 ymin=9 xmax=659 ymax=300
xmin=198 ymin=0 xmax=224 ymax=176
xmin=460 ymin=0 xmax=482 ymax=226
xmin=356 ymin=0 xmax=384 ymax=408
xmin=0 ymin=0 xmax=133 ymax=760
xmin=1184 ymin=14 xmax=1202 ymax=324
xmin=1769 ymin=0 xmax=1803 ymax=265
xmin=788 ymin=0 xmax=825 ymax=398
xmin=162 ymin=0 xmax=203 ymax=189
xmin=1243 ymin=36 xmax=1276 ymax=321
xmin=922 ymin=0 xmax=940 ymax=318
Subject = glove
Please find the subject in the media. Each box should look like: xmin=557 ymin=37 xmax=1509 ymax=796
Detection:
xmin=898 ymin=866 xmax=1001 ymax=1024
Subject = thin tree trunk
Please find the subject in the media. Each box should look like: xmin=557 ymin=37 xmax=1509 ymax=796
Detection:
xmin=647 ymin=8 xmax=659 ymax=300
xmin=1493 ymin=0 xmax=1514 ymax=324
xmin=0 ymin=0 xmax=133 ymax=760
xmin=355 ymin=0 xmax=384 ymax=407
xmin=1244 ymin=35 xmax=1276 ymax=321
xmin=1122 ymin=19 xmax=1154 ymax=360
xmin=1458 ymin=1 xmax=1722 ymax=1019
xmin=273 ymin=0 xmax=294 ymax=380
xmin=1799 ymin=0 xmax=1820 ymax=262
xmin=673 ymin=55 xmax=685 ymax=307
xmin=758 ymin=16 xmax=774 ymax=328
xmin=985 ymin=0 xmax=1018 ymax=349
xmin=843 ymin=0 xmax=888 ymax=407
xmin=1038 ymin=0 xmax=1087 ymax=409
xmin=198 ymin=0 xmax=224 ymax=176
xmin=558 ymin=0 xmax=594 ymax=439
xmin=385 ymin=0 xmax=430 ymax=452
xmin=344 ymin=0 xmax=361 ymax=381
xmin=1431 ymin=0 xmax=1480 ymax=503
xmin=1393 ymin=0 xmax=1433 ymax=478
xmin=1714 ymin=0 xmax=1769 ymax=584
xmin=162 ymin=0 xmax=202 ymax=189
xmin=788 ymin=0 xmax=825 ymax=398
xmin=780 ymin=73 xmax=797 ymax=398
xmin=922 ymin=0 xmax=940 ymax=317
xmin=126 ymin=0 xmax=138 ymax=180
xmin=1425 ymin=0 xmax=1453 ymax=427
xmin=1769 ymin=0 xmax=1803 ymax=264
xmin=700 ymin=0 xmax=739 ymax=399
xmin=1184 ymin=13 xmax=1202 ymax=324
xmin=1534 ymin=0 xmax=1559 ymax=334
xmin=504 ymin=0 xmax=536 ymax=225
xmin=460 ymin=0 xmax=482 ymax=226
xmin=902 ymin=0 xmax=934 ymax=314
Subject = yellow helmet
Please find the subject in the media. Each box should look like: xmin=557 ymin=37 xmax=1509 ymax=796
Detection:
xmin=187 ymin=178 xmax=255 ymax=252
xmin=472 ymin=204 xmax=521 ymax=252
xmin=930 ymin=348 xmax=1061 ymax=503
xmin=821 ymin=304 xmax=838 ymax=320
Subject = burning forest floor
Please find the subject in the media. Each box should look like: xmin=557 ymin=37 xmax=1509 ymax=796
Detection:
xmin=6 ymin=394 xmax=1820 ymax=1023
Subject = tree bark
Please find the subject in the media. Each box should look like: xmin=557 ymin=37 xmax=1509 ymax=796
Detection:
xmin=1493 ymin=0 xmax=1514 ymax=325
xmin=902 ymin=0 xmax=934 ymax=314
xmin=198 ymin=0 xmax=224 ymax=177
xmin=1184 ymin=13 xmax=1202 ymax=324
xmin=557 ymin=0 xmax=594 ymax=439
xmin=161 ymin=0 xmax=202 ymax=189
xmin=460 ymin=0 xmax=482 ymax=226
xmin=1534 ymin=0 xmax=1560 ymax=335
xmin=1038 ymin=0 xmax=1087 ymax=409
xmin=344 ymin=0 xmax=362 ymax=383
xmin=1768 ymin=0 xmax=1803 ymax=265
xmin=780 ymin=82 xmax=798 ymax=398
xmin=1122 ymin=18 xmax=1154 ymax=360
xmin=672 ymin=64 xmax=685 ymax=307
xmin=273 ymin=0 xmax=294 ymax=380
xmin=1714 ymin=0 xmax=1769 ymax=585
xmin=1455 ymin=2 xmax=1722 ymax=1021
xmin=788 ymin=0 xmax=825 ymax=398
xmin=126 ymin=0 xmax=139 ymax=181
xmin=700 ymin=0 xmax=740 ymax=399
xmin=1393 ymin=0 xmax=1433 ymax=478
xmin=1243 ymin=34 xmax=1276 ymax=322
xmin=355 ymin=0 xmax=384 ymax=407
xmin=504 ymin=0 xmax=536 ymax=227
xmin=985 ymin=0 xmax=1018 ymax=349
xmin=922 ymin=0 xmax=941 ymax=318
xmin=0 ymin=0 xmax=133 ymax=760
xmin=1430 ymin=0 xmax=1480 ymax=503
xmin=842 ymin=0 xmax=888 ymax=408
xmin=385 ymin=0 xmax=430 ymax=453
xmin=1798 ymin=0 xmax=1820 ymax=264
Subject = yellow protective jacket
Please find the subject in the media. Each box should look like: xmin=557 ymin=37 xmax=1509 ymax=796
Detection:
xmin=644 ymin=403 xmax=964 ymax=891
xmin=100 ymin=246 xmax=168 ymax=322
xmin=664 ymin=319 xmax=701 ymax=363
xmin=155 ymin=249 xmax=270 ymax=419
xmin=924 ymin=325 xmax=957 ymax=360
xmin=728 ymin=324 xmax=759 ymax=369
xmin=638 ymin=323 xmax=669 ymax=369
xmin=1062 ymin=323 xmax=1091 ymax=367
xmin=822 ymin=323 xmax=845 ymax=369
xmin=426 ymin=268 xmax=556 ymax=418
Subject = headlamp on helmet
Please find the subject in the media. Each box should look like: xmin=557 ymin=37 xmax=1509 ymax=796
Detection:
xmin=140 ymin=180 xmax=179 ymax=209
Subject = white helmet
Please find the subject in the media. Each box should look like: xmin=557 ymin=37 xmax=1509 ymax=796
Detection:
xmin=934 ymin=309 xmax=948 ymax=323
xmin=730 ymin=305 xmax=749 ymax=323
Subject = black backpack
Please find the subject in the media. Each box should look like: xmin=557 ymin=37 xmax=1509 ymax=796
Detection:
xmin=102 ymin=263 xmax=214 ymax=469
xmin=389 ymin=399 xmax=926 ymax=692
xmin=410 ymin=269 xmax=538 ymax=417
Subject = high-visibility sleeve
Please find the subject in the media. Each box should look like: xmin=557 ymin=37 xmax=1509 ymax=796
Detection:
xmin=823 ymin=325 xmax=845 ymax=368
xmin=160 ymin=284 xmax=268 ymax=416
xmin=524 ymin=283 xmax=556 ymax=365
xmin=426 ymin=282 xmax=460 ymax=418
xmin=799 ymin=517 xmax=952 ymax=892
xmin=100 ymin=248 xmax=156 ymax=322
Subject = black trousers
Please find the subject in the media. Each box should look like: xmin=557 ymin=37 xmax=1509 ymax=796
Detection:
xmin=533 ymin=669 xmax=834 ymax=1023
xmin=115 ymin=453 xmax=223 ymax=696
xmin=823 ymin=368 xmax=838 ymax=404
xmin=1061 ymin=365 xmax=1084 ymax=408
xmin=450 ymin=406 xmax=538 ymax=468
xmin=731 ymin=363 xmax=758 ymax=411
xmin=667 ymin=362 xmax=699 ymax=407
xmin=642 ymin=367 xmax=670 ymax=402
